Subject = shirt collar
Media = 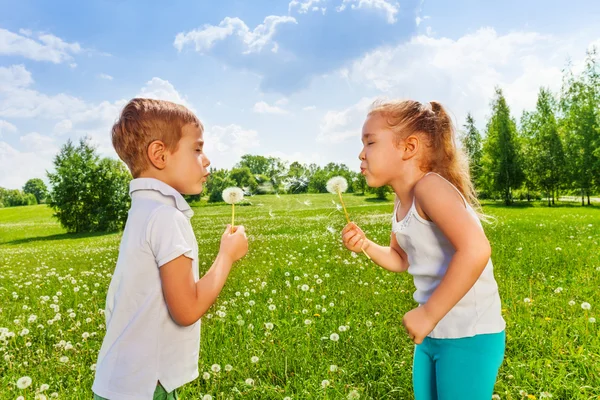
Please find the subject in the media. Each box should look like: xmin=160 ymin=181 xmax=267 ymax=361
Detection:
xmin=129 ymin=178 xmax=193 ymax=218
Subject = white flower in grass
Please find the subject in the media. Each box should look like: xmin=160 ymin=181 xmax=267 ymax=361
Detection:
xmin=582 ymin=302 xmax=591 ymax=310
xmin=17 ymin=397 xmax=25 ymax=400
xmin=554 ymin=287 xmax=563 ymax=294
xmin=222 ymin=187 xmax=244 ymax=204
xmin=338 ymin=326 xmax=347 ymax=332
xmin=203 ymin=372 xmax=211 ymax=380
xmin=589 ymin=317 xmax=596 ymax=323
xmin=524 ymin=298 xmax=531 ymax=303
xmin=211 ymin=364 xmax=221 ymax=373
xmin=326 ymin=176 xmax=348 ymax=194
xmin=348 ymin=390 xmax=360 ymax=399
xmin=301 ymin=284 xmax=309 ymax=292
xmin=251 ymin=356 xmax=259 ymax=363
xmin=330 ymin=365 xmax=338 ymax=372
xmin=225 ymin=364 xmax=233 ymax=372
xmin=321 ymin=379 xmax=330 ymax=388
xmin=569 ymin=300 xmax=576 ymax=306
xmin=304 ymin=319 xmax=312 ymax=325
xmin=265 ymin=322 xmax=274 ymax=330
xmin=40 ymin=383 xmax=50 ymax=391
xmin=330 ymin=333 xmax=339 ymax=342
xmin=36 ymin=394 xmax=47 ymax=400
xmin=203 ymin=395 xmax=213 ymax=400
xmin=245 ymin=378 xmax=254 ymax=386
xmin=540 ymin=392 xmax=553 ymax=399
xmin=17 ymin=376 xmax=32 ymax=389
xmin=269 ymin=304 xmax=276 ymax=311
xmin=59 ymin=356 xmax=69 ymax=363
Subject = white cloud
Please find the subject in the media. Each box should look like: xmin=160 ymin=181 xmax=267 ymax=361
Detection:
xmin=0 ymin=64 xmax=33 ymax=90
xmin=0 ymin=120 xmax=17 ymax=138
xmin=98 ymin=73 xmax=113 ymax=80
xmin=267 ymin=150 xmax=323 ymax=166
xmin=53 ymin=119 xmax=73 ymax=135
xmin=343 ymin=28 xmax=578 ymax=127
xmin=174 ymin=15 xmax=297 ymax=54
xmin=337 ymin=0 xmax=399 ymax=24
xmin=0 ymin=28 xmax=82 ymax=63
xmin=303 ymin=105 xmax=317 ymax=111
xmin=136 ymin=77 xmax=195 ymax=111
xmin=289 ymin=0 xmax=323 ymax=14
xmin=204 ymin=124 xmax=260 ymax=168
xmin=20 ymin=132 xmax=58 ymax=155
xmin=0 ymin=141 xmax=54 ymax=189
xmin=253 ymin=101 xmax=289 ymax=114
xmin=318 ymin=97 xmax=375 ymax=143
xmin=0 ymin=69 xmax=197 ymax=188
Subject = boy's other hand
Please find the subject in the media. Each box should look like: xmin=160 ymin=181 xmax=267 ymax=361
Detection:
xmin=342 ymin=222 xmax=369 ymax=253
xmin=219 ymin=224 xmax=248 ymax=263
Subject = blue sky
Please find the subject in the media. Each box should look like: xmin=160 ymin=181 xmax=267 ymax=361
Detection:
xmin=1 ymin=0 xmax=599 ymax=189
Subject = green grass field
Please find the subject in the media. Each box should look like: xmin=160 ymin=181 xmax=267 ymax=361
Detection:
xmin=1 ymin=195 xmax=599 ymax=399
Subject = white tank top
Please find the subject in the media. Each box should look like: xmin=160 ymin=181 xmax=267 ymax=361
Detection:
xmin=392 ymin=173 xmax=505 ymax=339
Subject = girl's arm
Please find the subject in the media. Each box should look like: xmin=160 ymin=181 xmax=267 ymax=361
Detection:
xmin=414 ymin=174 xmax=492 ymax=324
xmin=342 ymin=222 xmax=408 ymax=273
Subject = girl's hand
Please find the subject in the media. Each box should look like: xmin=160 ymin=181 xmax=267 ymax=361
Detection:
xmin=342 ymin=222 xmax=370 ymax=253
xmin=402 ymin=306 xmax=438 ymax=344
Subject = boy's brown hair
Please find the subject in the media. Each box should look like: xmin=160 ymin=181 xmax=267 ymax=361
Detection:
xmin=112 ymin=98 xmax=202 ymax=177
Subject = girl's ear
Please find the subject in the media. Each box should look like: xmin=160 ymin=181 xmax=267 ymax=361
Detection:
xmin=147 ymin=140 xmax=168 ymax=170
xmin=402 ymin=135 xmax=420 ymax=160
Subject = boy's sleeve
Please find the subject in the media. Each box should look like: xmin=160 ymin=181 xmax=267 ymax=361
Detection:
xmin=146 ymin=206 xmax=194 ymax=267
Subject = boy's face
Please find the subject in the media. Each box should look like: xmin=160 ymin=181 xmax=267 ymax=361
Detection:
xmin=166 ymin=124 xmax=211 ymax=195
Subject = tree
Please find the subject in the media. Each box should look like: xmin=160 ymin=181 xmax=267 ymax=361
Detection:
xmin=23 ymin=178 xmax=48 ymax=204
xmin=559 ymin=49 xmax=600 ymax=205
xmin=461 ymin=113 xmax=483 ymax=186
xmin=229 ymin=167 xmax=258 ymax=193
xmin=0 ymin=188 xmax=36 ymax=207
xmin=481 ymin=87 xmax=525 ymax=205
xmin=205 ymin=168 xmax=237 ymax=203
xmin=525 ymin=88 xmax=565 ymax=206
xmin=47 ymin=138 xmax=131 ymax=233
xmin=236 ymin=154 xmax=287 ymax=193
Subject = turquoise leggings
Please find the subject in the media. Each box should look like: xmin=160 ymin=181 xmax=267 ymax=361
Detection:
xmin=413 ymin=331 xmax=505 ymax=400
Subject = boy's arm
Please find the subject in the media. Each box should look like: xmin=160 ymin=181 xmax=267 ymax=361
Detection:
xmin=159 ymin=253 xmax=234 ymax=326
xmin=158 ymin=224 xmax=248 ymax=327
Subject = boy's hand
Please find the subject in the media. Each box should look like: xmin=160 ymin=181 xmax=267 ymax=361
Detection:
xmin=219 ymin=224 xmax=248 ymax=263
xmin=342 ymin=222 xmax=370 ymax=253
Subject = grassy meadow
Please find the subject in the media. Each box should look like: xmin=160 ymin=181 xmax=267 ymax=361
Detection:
xmin=0 ymin=194 xmax=599 ymax=399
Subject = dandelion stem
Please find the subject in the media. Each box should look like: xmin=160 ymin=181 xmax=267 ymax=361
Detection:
xmin=338 ymin=190 xmax=371 ymax=260
xmin=231 ymin=203 xmax=235 ymax=233
xmin=337 ymin=190 xmax=351 ymax=224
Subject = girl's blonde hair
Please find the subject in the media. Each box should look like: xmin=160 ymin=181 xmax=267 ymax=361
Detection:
xmin=368 ymin=99 xmax=482 ymax=214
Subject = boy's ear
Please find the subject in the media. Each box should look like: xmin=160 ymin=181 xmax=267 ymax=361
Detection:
xmin=401 ymin=135 xmax=420 ymax=160
xmin=147 ymin=140 xmax=168 ymax=170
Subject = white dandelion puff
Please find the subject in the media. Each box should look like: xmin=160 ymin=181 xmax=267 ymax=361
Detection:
xmin=326 ymin=176 xmax=348 ymax=194
xmin=17 ymin=376 xmax=32 ymax=389
xmin=222 ymin=187 xmax=244 ymax=204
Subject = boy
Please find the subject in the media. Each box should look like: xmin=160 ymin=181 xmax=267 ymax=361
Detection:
xmin=92 ymin=98 xmax=248 ymax=399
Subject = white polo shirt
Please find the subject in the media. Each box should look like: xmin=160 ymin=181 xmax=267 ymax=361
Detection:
xmin=92 ymin=178 xmax=200 ymax=400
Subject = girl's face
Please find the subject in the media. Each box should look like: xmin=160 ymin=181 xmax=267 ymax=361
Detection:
xmin=358 ymin=113 xmax=409 ymax=188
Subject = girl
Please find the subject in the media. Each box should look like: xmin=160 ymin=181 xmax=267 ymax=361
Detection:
xmin=342 ymin=100 xmax=505 ymax=400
